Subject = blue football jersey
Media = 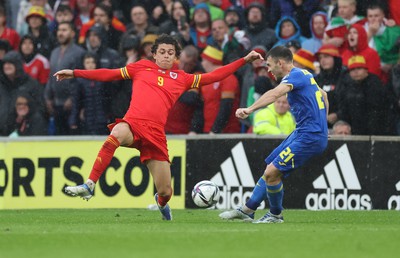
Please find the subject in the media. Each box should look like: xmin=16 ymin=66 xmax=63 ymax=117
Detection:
xmin=281 ymin=67 xmax=328 ymax=134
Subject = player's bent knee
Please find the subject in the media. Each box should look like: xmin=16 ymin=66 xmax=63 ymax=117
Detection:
xmin=111 ymin=123 xmax=133 ymax=145
xmin=157 ymin=186 xmax=173 ymax=197
xmin=264 ymin=164 xmax=282 ymax=184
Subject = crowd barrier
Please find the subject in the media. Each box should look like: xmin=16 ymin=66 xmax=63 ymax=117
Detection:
xmin=1 ymin=135 xmax=399 ymax=210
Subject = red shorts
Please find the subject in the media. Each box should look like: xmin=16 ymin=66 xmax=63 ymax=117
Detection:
xmin=108 ymin=118 xmax=169 ymax=163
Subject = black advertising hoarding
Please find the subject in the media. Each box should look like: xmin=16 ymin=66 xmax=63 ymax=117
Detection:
xmin=186 ymin=138 xmax=282 ymax=210
xmin=185 ymin=137 xmax=400 ymax=210
xmin=371 ymin=138 xmax=400 ymax=210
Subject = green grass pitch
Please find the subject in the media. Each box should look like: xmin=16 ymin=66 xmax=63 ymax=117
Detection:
xmin=0 ymin=209 xmax=399 ymax=258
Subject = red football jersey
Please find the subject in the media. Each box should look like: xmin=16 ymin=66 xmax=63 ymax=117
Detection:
xmin=121 ymin=60 xmax=199 ymax=126
xmin=73 ymin=58 xmax=246 ymax=127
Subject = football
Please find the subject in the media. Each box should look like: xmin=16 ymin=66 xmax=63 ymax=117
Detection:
xmin=191 ymin=180 xmax=220 ymax=208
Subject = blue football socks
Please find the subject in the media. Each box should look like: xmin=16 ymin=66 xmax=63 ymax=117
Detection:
xmin=266 ymin=181 xmax=284 ymax=215
xmin=245 ymin=176 xmax=267 ymax=211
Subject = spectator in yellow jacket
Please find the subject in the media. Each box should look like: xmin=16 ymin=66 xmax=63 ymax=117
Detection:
xmin=253 ymin=95 xmax=296 ymax=135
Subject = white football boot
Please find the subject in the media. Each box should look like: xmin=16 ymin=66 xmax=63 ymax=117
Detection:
xmin=253 ymin=212 xmax=284 ymax=224
xmin=219 ymin=208 xmax=254 ymax=222
xmin=64 ymin=184 xmax=94 ymax=201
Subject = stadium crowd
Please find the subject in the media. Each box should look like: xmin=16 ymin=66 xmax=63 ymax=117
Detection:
xmin=0 ymin=0 xmax=399 ymax=137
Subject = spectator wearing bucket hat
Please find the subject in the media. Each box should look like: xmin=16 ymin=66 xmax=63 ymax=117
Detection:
xmin=315 ymin=44 xmax=346 ymax=127
xmin=25 ymin=6 xmax=54 ymax=58
xmin=140 ymin=33 xmax=158 ymax=61
xmin=336 ymin=55 xmax=392 ymax=135
xmin=16 ymin=0 xmax=54 ymax=37
xmin=293 ymin=48 xmax=316 ymax=73
xmin=199 ymin=45 xmax=241 ymax=133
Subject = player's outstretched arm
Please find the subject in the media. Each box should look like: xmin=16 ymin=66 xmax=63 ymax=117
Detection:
xmin=54 ymin=68 xmax=124 ymax=82
xmin=54 ymin=69 xmax=74 ymax=81
xmin=199 ymin=51 xmax=263 ymax=86
xmin=236 ymin=83 xmax=291 ymax=119
xmin=243 ymin=50 xmax=264 ymax=63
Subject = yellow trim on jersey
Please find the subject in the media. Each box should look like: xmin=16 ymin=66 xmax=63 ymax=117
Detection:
xmin=120 ymin=67 xmax=131 ymax=79
xmin=284 ymin=83 xmax=293 ymax=91
xmin=191 ymin=74 xmax=201 ymax=88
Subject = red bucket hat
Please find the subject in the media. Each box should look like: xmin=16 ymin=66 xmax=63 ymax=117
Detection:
xmin=348 ymin=55 xmax=368 ymax=70
xmin=293 ymin=49 xmax=316 ymax=70
xmin=315 ymin=44 xmax=340 ymax=58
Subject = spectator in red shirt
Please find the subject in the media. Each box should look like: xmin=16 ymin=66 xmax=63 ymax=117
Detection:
xmin=200 ymin=45 xmax=241 ymax=133
xmin=342 ymin=23 xmax=382 ymax=80
xmin=19 ymin=35 xmax=50 ymax=85
xmin=0 ymin=6 xmax=20 ymax=50
xmin=56 ymin=34 xmax=262 ymax=220
xmin=165 ymin=45 xmax=204 ymax=134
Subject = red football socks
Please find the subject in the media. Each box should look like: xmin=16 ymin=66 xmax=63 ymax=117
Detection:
xmin=88 ymin=135 xmax=120 ymax=182
xmin=157 ymin=189 xmax=173 ymax=207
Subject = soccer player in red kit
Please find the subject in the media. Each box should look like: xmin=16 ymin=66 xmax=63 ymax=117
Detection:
xmin=55 ymin=34 xmax=262 ymax=220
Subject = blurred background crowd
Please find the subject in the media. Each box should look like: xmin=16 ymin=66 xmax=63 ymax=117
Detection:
xmin=0 ymin=0 xmax=399 ymax=138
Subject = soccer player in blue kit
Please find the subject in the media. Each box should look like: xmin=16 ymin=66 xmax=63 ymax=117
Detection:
xmin=220 ymin=46 xmax=329 ymax=223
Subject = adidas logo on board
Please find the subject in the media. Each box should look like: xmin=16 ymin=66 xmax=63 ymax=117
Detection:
xmin=306 ymin=144 xmax=372 ymax=210
xmin=387 ymin=181 xmax=400 ymax=210
xmin=210 ymin=142 xmax=263 ymax=209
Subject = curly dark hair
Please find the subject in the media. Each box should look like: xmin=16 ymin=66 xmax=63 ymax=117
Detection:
xmin=151 ymin=34 xmax=182 ymax=57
